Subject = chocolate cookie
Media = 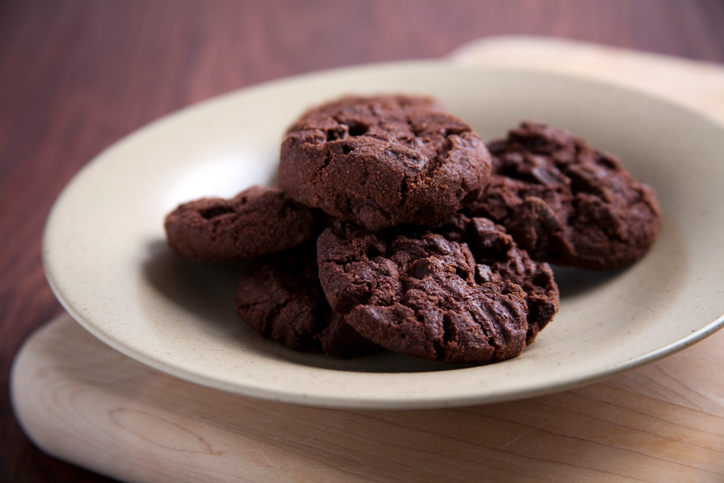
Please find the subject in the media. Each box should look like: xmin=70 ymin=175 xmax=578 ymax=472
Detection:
xmin=165 ymin=185 xmax=316 ymax=262
xmin=466 ymin=122 xmax=660 ymax=270
xmin=279 ymin=95 xmax=492 ymax=231
xmin=317 ymin=221 xmax=530 ymax=364
xmin=430 ymin=213 xmax=558 ymax=343
xmin=235 ymin=243 xmax=380 ymax=358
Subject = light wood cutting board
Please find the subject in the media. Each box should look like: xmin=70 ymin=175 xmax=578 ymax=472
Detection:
xmin=11 ymin=37 xmax=724 ymax=482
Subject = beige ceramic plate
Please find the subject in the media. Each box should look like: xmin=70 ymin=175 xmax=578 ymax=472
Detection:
xmin=44 ymin=61 xmax=724 ymax=409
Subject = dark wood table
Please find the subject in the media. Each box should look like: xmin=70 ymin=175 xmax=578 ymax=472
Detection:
xmin=2 ymin=1 xmax=724 ymax=481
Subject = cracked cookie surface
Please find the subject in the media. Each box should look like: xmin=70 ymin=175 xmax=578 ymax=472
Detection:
xmin=279 ymin=95 xmax=492 ymax=231
xmin=165 ymin=185 xmax=316 ymax=262
xmin=430 ymin=213 xmax=559 ymax=343
xmin=466 ymin=122 xmax=660 ymax=270
xmin=317 ymin=221 xmax=533 ymax=364
xmin=235 ymin=243 xmax=380 ymax=358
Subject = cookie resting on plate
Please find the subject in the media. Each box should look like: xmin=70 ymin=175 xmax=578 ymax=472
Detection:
xmin=466 ymin=122 xmax=660 ymax=270
xmin=279 ymin=95 xmax=492 ymax=231
xmin=235 ymin=243 xmax=380 ymax=358
xmin=165 ymin=185 xmax=316 ymax=262
xmin=316 ymin=220 xmax=551 ymax=364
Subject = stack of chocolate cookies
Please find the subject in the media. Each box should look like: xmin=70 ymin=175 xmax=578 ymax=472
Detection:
xmin=165 ymin=95 xmax=660 ymax=364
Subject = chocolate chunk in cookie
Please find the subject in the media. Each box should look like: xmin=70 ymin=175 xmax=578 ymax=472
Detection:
xmin=279 ymin=95 xmax=492 ymax=231
xmin=236 ymin=243 xmax=380 ymax=358
xmin=165 ymin=185 xmax=316 ymax=262
xmin=317 ymin=221 xmax=530 ymax=364
xmin=466 ymin=122 xmax=661 ymax=270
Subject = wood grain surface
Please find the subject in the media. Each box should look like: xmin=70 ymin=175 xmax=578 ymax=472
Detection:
xmin=2 ymin=1 xmax=724 ymax=481
xmin=11 ymin=313 xmax=724 ymax=483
